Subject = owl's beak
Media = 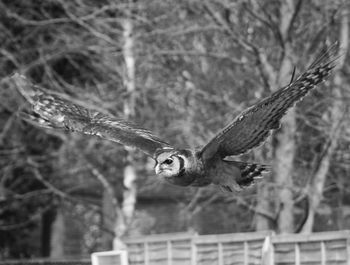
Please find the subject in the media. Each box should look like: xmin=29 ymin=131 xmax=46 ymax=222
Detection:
xmin=155 ymin=164 xmax=171 ymax=176
xmin=155 ymin=164 xmax=161 ymax=175
xmin=155 ymin=163 xmax=167 ymax=175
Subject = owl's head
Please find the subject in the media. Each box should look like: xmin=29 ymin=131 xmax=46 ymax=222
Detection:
xmin=154 ymin=149 xmax=194 ymax=185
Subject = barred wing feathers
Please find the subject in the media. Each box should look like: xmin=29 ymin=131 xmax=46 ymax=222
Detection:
xmin=200 ymin=44 xmax=338 ymax=160
xmin=13 ymin=74 xmax=171 ymax=157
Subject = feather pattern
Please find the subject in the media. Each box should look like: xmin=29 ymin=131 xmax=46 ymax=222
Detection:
xmin=200 ymin=44 xmax=339 ymax=160
xmin=13 ymin=74 xmax=171 ymax=157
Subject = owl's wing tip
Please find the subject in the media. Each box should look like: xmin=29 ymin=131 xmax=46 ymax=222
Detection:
xmin=12 ymin=73 xmax=43 ymax=105
xmin=18 ymin=111 xmax=55 ymax=129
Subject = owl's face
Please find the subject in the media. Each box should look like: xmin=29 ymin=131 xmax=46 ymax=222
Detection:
xmin=154 ymin=148 xmax=195 ymax=180
xmin=155 ymin=151 xmax=185 ymax=178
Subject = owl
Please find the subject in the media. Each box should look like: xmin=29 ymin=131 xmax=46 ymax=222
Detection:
xmin=13 ymin=45 xmax=338 ymax=192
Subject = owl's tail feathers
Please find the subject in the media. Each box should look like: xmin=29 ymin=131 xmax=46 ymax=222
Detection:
xmin=218 ymin=161 xmax=270 ymax=192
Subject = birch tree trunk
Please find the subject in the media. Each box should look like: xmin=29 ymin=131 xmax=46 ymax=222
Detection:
xmin=113 ymin=6 xmax=137 ymax=249
xmin=300 ymin=9 xmax=348 ymax=233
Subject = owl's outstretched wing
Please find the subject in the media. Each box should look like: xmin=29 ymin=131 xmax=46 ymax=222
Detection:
xmin=200 ymin=44 xmax=339 ymax=160
xmin=13 ymin=74 xmax=172 ymax=157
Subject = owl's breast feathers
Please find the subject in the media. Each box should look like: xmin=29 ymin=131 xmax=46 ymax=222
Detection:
xmin=162 ymin=149 xmax=205 ymax=187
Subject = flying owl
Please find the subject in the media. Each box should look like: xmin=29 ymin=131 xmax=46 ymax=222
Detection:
xmin=13 ymin=45 xmax=338 ymax=192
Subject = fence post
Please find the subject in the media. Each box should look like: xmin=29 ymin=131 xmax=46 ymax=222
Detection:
xmin=295 ymin=243 xmax=300 ymax=265
xmin=167 ymin=240 xmax=172 ymax=265
xmin=191 ymin=237 xmax=197 ymax=265
xmin=320 ymin=241 xmax=326 ymax=265
xmin=144 ymin=242 xmax=149 ymax=265
xmin=261 ymin=236 xmax=274 ymax=265
xmin=218 ymin=242 xmax=223 ymax=265
xmin=243 ymin=241 xmax=249 ymax=265
xmin=347 ymin=236 xmax=350 ymax=265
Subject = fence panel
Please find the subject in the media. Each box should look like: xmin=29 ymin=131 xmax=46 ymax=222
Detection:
xmin=192 ymin=232 xmax=271 ymax=265
xmin=124 ymin=232 xmax=194 ymax=265
xmin=272 ymin=231 xmax=350 ymax=265
xmin=0 ymin=260 xmax=91 ymax=265
xmin=125 ymin=230 xmax=350 ymax=265
xmin=125 ymin=231 xmax=271 ymax=265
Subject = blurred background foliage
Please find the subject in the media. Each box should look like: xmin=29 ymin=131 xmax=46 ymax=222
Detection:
xmin=0 ymin=0 xmax=350 ymax=259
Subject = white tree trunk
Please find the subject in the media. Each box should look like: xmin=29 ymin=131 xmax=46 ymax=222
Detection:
xmin=122 ymin=17 xmax=136 ymax=118
xmin=114 ymin=11 xmax=138 ymax=249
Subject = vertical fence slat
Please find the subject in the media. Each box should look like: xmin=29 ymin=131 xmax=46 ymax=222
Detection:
xmin=262 ymin=236 xmax=274 ymax=265
xmin=191 ymin=239 xmax=197 ymax=265
xmin=167 ymin=240 xmax=172 ymax=265
xmin=295 ymin=243 xmax=300 ymax=265
xmin=218 ymin=242 xmax=223 ymax=265
xmin=144 ymin=242 xmax=149 ymax=265
xmin=244 ymin=241 xmax=248 ymax=265
xmin=321 ymin=241 xmax=326 ymax=265
xmin=347 ymin=237 xmax=350 ymax=265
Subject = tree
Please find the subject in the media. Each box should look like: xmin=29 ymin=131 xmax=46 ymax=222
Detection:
xmin=300 ymin=5 xmax=349 ymax=233
xmin=0 ymin=0 xmax=350 ymax=258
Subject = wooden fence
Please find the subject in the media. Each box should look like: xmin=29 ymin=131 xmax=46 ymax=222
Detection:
xmin=125 ymin=232 xmax=195 ymax=265
xmin=124 ymin=230 xmax=350 ymax=265
xmin=0 ymin=259 xmax=91 ymax=265
xmin=269 ymin=230 xmax=350 ymax=265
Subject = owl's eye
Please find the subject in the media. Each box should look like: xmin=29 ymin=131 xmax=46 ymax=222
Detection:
xmin=163 ymin=158 xmax=173 ymax=165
